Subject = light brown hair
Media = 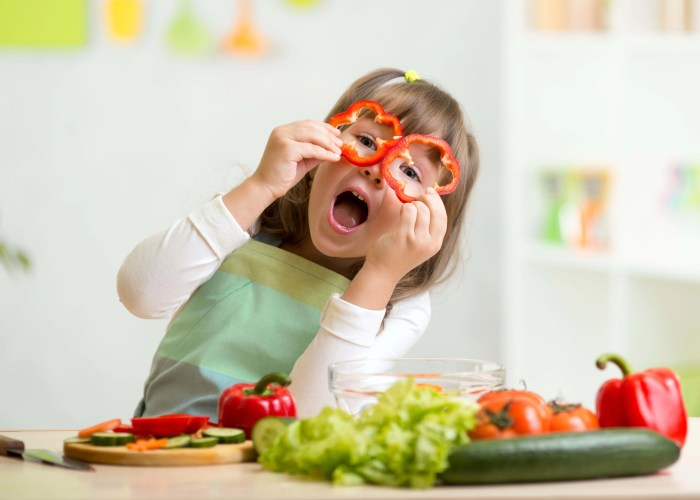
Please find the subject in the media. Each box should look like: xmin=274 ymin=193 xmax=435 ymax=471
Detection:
xmin=260 ymin=68 xmax=480 ymax=302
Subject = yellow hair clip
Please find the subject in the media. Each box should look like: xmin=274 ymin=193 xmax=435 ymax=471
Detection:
xmin=404 ymin=70 xmax=420 ymax=83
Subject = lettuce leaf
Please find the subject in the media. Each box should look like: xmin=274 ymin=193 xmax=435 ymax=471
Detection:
xmin=259 ymin=378 xmax=478 ymax=488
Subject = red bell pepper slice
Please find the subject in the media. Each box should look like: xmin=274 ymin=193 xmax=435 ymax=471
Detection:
xmin=131 ymin=414 xmax=210 ymax=437
xmin=380 ymin=134 xmax=461 ymax=203
xmin=328 ymin=100 xmax=403 ymax=167
xmin=596 ymin=353 xmax=688 ymax=447
xmin=113 ymin=423 xmax=135 ymax=434
xmin=218 ymin=372 xmax=297 ymax=439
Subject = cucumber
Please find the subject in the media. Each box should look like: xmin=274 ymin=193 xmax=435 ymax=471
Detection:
xmin=90 ymin=432 xmax=135 ymax=446
xmin=440 ymin=428 xmax=681 ymax=485
xmin=203 ymin=427 xmax=245 ymax=444
xmin=189 ymin=436 xmax=218 ymax=448
xmin=164 ymin=435 xmax=192 ymax=449
xmin=251 ymin=417 xmax=296 ymax=455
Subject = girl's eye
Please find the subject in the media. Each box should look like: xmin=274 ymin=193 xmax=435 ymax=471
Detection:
xmin=357 ymin=134 xmax=377 ymax=151
xmin=400 ymin=163 xmax=421 ymax=182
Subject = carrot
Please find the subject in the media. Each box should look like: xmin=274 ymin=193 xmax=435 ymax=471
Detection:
xmin=78 ymin=418 xmax=122 ymax=438
xmin=126 ymin=437 xmax=169 ymax=452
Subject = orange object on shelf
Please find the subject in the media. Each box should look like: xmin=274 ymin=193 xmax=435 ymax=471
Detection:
xmin=531 ymin=0 xmax=567 ymax=31
xmin=578 ymin=170 xmax=610 ymax=250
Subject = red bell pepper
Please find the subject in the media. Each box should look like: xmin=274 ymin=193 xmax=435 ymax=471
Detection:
xmin=328 ymin=100 xmax=403 ymax=167
xmin=218 ymin=372 xmax=297 ymax=439
xmin=380 ymin=134 xmax=461 ymax=203
xmin=595 ymin=353 xmax=688 ymax=447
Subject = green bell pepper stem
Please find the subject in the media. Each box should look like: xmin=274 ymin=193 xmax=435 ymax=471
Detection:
xmin=596 ymin=353 xmax=634 ymax=377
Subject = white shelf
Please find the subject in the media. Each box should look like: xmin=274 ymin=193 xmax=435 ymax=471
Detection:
xmin=524 ymin=244 xmax=615 ymax=273
xmin=524 ymin=32 xmax=700 ymax=53
xmin=524 ymin=243 xmax=700 ymax=285
xmin=501 ymin=1 xmax=700 ymax=409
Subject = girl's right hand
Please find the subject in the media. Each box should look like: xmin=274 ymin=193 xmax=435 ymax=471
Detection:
xmin=251 ymin=120 xmax=343 ymax=200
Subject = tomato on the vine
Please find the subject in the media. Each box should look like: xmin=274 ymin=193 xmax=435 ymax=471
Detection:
xmin=468 ymin=390 xmax=552 ymax=440
xmin=478 ymin=389 xmax=548 ymax=408
xmin=548 ymin=401 xmax=600 ymax=432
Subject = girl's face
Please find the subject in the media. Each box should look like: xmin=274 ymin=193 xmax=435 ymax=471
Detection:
xmin=307 ymin=117 xmax=442 ymax=259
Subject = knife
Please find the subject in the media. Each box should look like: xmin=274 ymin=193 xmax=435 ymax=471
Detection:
xmin=0 ymin=435 xmax=94 ymax=472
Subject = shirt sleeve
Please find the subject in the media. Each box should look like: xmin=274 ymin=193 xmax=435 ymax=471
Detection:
xmin=289 ymin=291 xmax=431 ymax=417
xmin=116 ymin=195 xmax=250 ymax=319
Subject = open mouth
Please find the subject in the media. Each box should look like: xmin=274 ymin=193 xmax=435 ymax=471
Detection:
xmin=331 ymin=190 xmax=369 ymax=231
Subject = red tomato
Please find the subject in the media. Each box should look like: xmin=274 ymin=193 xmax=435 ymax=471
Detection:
xmin=548 ymin=402 xmax=600 ymax=432
xmin=469 ymin=390 xmax=552 ymax=440
xmin=478 ymin=389 xmax=548 ymax=408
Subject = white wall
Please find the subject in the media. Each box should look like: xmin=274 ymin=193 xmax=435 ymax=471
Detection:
xmin=0 ymin=0 xmax=503 ymax=429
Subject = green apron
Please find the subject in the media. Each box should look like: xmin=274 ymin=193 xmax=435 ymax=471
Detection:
xmin=135 ymin=238 xmax=350 ymax=420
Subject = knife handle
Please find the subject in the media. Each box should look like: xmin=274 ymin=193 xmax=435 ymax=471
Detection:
xmin=0 ymin=435 xmax=25 ymax=455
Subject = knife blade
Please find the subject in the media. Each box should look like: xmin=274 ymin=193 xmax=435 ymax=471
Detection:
xmin=0 ymin=435 xmax=94 ymax=472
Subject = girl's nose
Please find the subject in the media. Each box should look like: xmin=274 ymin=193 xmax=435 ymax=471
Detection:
xmin=360 ymin=166 xmax=384 ymax=188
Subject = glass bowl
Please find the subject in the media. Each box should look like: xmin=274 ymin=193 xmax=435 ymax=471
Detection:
xmin=328 ymin=357 xmax=505 ymax=416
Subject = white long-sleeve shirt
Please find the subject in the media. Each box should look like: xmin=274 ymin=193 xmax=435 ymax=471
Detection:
xmin=117 ymin=195 xmax=431 ymax=417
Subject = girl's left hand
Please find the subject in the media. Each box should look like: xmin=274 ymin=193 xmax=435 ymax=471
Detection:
xmin=365 ymin=187 xmax=448 ymax=283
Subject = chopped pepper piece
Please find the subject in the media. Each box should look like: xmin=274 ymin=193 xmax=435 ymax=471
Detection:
xmin=328 ymin=100 xmax=403 ymax=167
xmin=131 ymin=414 xmax=209 ymax=437
xmin=381 ymin=134 xmax=461 ymax=203
xmin=218 ymin=372 xmax=297 ymax=439
xmin=596 ymin=353 xmax=688 ymax=447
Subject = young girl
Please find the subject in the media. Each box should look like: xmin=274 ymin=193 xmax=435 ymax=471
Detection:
xmin=117 ymin=68 xmax=480 ymax=419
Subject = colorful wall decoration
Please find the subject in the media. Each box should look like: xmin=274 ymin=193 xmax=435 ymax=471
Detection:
xmin=105 ymin=0 xmax=143 ymax=43
xmin=0 ymin=0 xmax=88 ymax=48
xmin=0 ymin=0 xmax=321 ymax=56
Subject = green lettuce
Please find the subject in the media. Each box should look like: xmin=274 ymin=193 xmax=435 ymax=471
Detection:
xmin=259 ymin=378 xmax=478 ymax=488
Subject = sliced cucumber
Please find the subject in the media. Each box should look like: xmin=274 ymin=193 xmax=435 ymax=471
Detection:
xmin=64 ymin=437 xmax=91 ymax=445
xmin=203 ymin=427 xmax=245 ymax=444
xmin=90 ymin=432 xmax=135 ymax=446
xmin=251 ymin=417 xmax=296 ymax=455
xmin=164 ymin=435 xmax=192 ymax=449
xmin=189 ymin=436 xmax=218 ymax=448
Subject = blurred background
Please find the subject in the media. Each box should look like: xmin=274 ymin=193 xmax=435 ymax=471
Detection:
xmin=0 ymin=0 xmax=698 ymax=429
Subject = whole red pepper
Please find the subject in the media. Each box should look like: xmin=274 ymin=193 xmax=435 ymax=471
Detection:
xmin=218 ymin=372 xmax=296 ymax=439
xmin=595 ymin=353 xmax=687 ymax=447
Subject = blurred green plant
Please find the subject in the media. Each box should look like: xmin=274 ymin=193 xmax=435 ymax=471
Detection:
xmin=0 ymin=236 xmax=31 ymax=273
xmin=676 ymin=365 xmax=700 ymax=418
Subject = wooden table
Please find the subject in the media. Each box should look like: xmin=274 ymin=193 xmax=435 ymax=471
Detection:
xmin=2 ymin=419 xmax=699 ymax=500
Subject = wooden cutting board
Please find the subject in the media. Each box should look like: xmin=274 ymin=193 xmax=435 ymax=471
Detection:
xmin=64 ymin=440 xmax=255 ymax=466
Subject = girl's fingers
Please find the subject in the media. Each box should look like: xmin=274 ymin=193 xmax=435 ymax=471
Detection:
xmin=412 ymin=201 xmax=431 ymax=239
xmin=420 ymin=188 xmax=448 ymax=238
xmin=398 ymin=202 xmax=418 ymax=238
xmin=294 ymin=141 xmax=341 ymax=164
xmin=286 ymin=121 xmax=343 ymax=154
